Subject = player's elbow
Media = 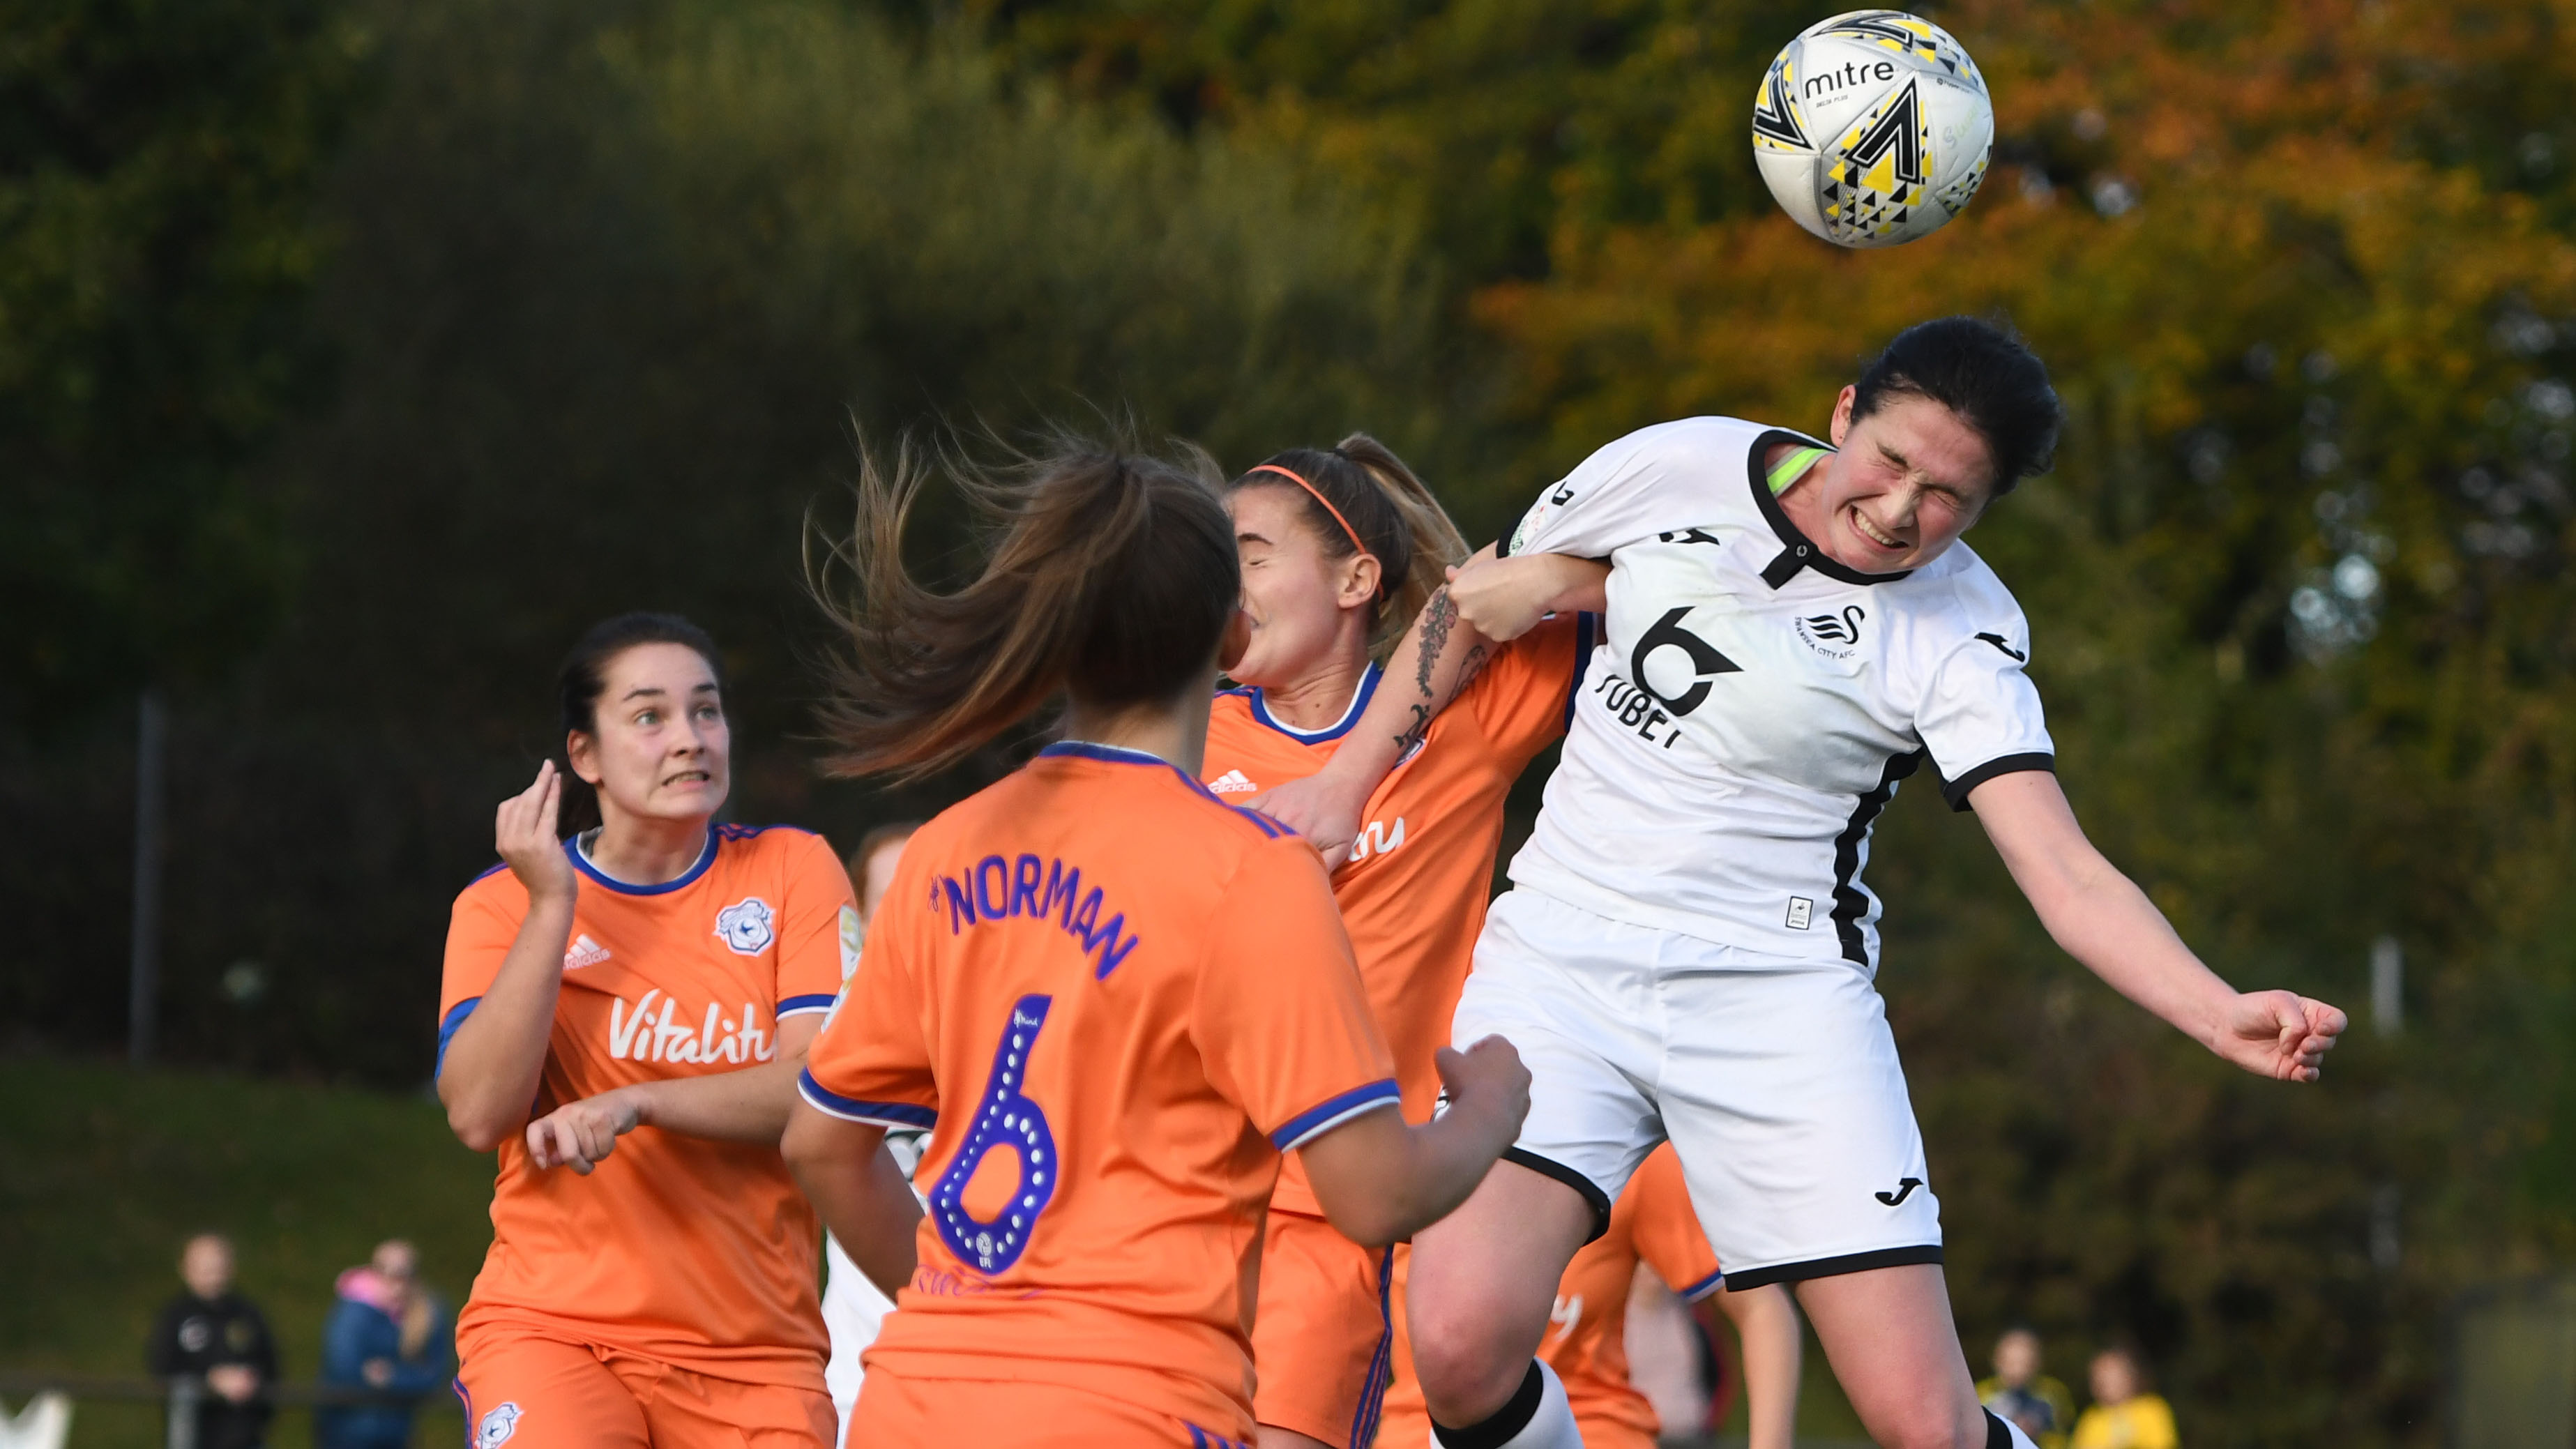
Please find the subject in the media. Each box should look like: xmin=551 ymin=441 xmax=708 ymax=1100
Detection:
xmin=446 ymin=1105 xmax=512 ymax=1154
xmin=1314 ymin=1195 xmax=1409 ymax=1249
xmin=779 ymin=1105 xmax=829 ymax=1178
xmin=439 ymin=1080 xmax=517 ymax=1153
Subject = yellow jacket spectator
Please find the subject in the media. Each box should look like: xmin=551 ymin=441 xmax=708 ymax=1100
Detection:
xmin=2072 ymin=1346 xmax=2177 ymax=1449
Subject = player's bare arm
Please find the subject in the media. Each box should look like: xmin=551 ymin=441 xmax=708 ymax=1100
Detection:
xmin=782 ymin=1108 xmax=925 ymax=1300
xmin=524 ymin=1015 xmax=825 ymax=1174
xmin=1251 ymin=547 xmax=1606 ymax=865
xmin=1294 ymin=1035 xmax=1531 ymax=1247
xmin=1970 ymin=769 xmax=2347 ymax=1081
xmin=1707 ymin=1282 xmax=1803 ymax=1449
xmin=1442 ymin=546 xmax=1609 ymax=642
xmin=440 ymin=761 xmax=579 ymax=1151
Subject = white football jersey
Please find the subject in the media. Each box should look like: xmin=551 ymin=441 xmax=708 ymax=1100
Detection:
xmin=1499 ymin=415 xmax=2054 ymax=970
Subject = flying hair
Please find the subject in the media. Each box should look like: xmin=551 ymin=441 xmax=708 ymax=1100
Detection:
xmin=810 ymin=429 xmax=1237 ymax=782
xmin=1229 ymin=433 xmax=1468 ymax=658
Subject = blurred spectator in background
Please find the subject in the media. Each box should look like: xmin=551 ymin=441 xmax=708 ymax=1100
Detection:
xmin=146 ymin=1234 xmax=276 ymax=1449
xmin=2071 ymin=1344 xmax=2178 ymax=1449
xmin=821 ymin=821 xmax=923 ymax=1439
xmin=318 ymin=1239 xmax=453 ymax=1449
xmin=1978 ymin=1325 xmax=2074 ymax=1448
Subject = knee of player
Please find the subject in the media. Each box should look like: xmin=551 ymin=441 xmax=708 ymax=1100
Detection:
xmin=1870 ymin=1400 xmax=1990 ymax=1449
xmin=1406 ymin=1319 xmax=1529 ymax=1420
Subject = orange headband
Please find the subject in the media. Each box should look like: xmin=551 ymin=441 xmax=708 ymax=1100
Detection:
xmin=1247 ymin=464 xmax=1373 ymax=563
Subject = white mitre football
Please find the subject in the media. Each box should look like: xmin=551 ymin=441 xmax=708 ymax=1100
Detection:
xmin=1750 ymin=10 xmax=1994 ymax=248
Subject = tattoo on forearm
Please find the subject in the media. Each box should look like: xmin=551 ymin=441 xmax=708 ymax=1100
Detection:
xmin=1415 ymin=588 xmax=1457 ymax=697
xmin=1393 ymin=703 xmax=1433 ymax=757
xmin=1456 ymin=644 xmax=1492 ymax=696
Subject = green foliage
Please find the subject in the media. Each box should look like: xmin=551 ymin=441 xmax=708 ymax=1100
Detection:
xmin=962 ymin=1 xmax=2576 ymax=1438
xmin=914 ymin=0 xmax=1826 ymax=280
xmin=0 ymin=0 xmax=364 ymax=724
xmin=0 ymin=1055 xmax=485 ymax=1447
xmin=0 ymin=0 xmax=1448 ymax=1080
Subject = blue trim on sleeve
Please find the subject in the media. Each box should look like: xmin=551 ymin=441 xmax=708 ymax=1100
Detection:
xmin=1269 ymin=1078 xmax=1402 ymax=1151
xmin=467 ymin=860 xmax=507 ymax=888
xmin=1563 ymin=612 xmax=1598 ymax=731
xmin=777 ymin=993 xmax=838 ymax=1017
xmin=1676 ymin=1266 xmax=1727 ymax=1303
xmin=1036 ymin=741 xmax=1289 ymax=839
xmin=434 ymin=998 xmax=479 ymax=1078
xmin=568 ymin=826 xmax=718 ymax=895
xmin=797 ymin=1068 xmax=937 ymax=1130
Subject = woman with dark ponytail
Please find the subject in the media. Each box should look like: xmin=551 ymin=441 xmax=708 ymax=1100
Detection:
xmin=781 ymin=434 xmax=1531 ymax=1448
xmin=1208 ymin=437 xmax=1801 ymax=1449
xmin=437 ymin=613 xmax=857 ymax=1449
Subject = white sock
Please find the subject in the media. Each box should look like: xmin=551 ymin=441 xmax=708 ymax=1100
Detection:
xmin=1429 ymin=1360 xmax=1581 ymax=1449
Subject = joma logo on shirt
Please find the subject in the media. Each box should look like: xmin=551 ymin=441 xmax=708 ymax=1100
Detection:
xmin=605 ymin=989 xmax=778 ymax=1064
xmin=932 ymin=854 xmax=1142 ymax=978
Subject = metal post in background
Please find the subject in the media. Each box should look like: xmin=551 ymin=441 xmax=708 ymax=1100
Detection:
xmin=129 ymin=689 xmax=167 ymax=1068
xmin=2370 ymin=934 xmax=2403 ymax=1038
xmin=162 ymin=1376 xmax=197 ymax=1449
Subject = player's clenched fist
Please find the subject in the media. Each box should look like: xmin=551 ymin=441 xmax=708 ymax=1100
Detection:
xmin=1435 ymin=1035 xmax=1532 ymax=1140
xmin=1442 ymin=549 xmax=1608 ymax=644
xmin=2215 ymin=990 xmax=2348 ymax=1083
xmin=525 ymin=1089 xmax=643 ymax=1174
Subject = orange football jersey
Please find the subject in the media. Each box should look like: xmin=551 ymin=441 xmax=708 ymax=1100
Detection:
xmin=1202 ymin=612 xmax=1589 ymax=1214
xmin=800 ymin=742 xmax=1400 ymax=1439
xmin=438 ymin=823 xmax=856 ymax=1388
xmin=1379 ymin=1142 xmax=1722 ymax=1449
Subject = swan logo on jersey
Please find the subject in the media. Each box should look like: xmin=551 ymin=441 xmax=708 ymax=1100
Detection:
xmin=714 ymin=896 xmax=775 ymax=955
xmin=476 ymin=1403 xmax=521 ymax=1448
xmin=561 ymin=934 xmax=611 ymax=971
xmin=1347 ymin=817 xmax=1407 ymax=863
xmin=1794 ymin=605 xmax=1868 ymax=660
xmin=1208 ymin=769 xmax=1257 ymax=794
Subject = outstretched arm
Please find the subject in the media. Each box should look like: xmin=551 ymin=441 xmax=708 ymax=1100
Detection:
xmin=781 ymin=1109 xmax=926 ymax=1299
xmin=1294 ymin=1035 xmax=1531 ymax=1246
xmin=1971 ymin=770 xmax=2347 ymax=1081
xmin=1252 ymin=545 xmax=1608 ymax=865
xmin=519 ymin=1016 xmax=823 ymax=1172
xmin=1706 ymin=1283 xmax=1801 ymax=1449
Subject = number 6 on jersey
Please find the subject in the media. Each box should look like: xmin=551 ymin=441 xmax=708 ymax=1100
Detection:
xmin=929 ymin=994 xmax=1059 ymax=1273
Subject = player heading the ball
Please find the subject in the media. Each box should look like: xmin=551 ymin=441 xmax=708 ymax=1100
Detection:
xmin=1256 ymin=317 xmax=2346 ymax=1449
xmin=782 ymin=433 xmax=1531 ymax=1448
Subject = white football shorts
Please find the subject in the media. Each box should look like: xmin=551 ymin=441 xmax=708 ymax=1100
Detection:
xmin=1453 ymin=887 xmax=1942 ymax=1289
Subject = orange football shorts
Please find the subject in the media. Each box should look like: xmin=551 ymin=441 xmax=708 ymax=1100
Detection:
xmin=454 ymin=1327 xmax=831 ymax=1449
xmin=1250 ymin=1208 xmax=1396 ymax=1449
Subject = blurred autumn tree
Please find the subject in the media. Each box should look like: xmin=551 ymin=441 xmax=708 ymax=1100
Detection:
xmin=934 ymin=2 xmax=2576 ymax=1441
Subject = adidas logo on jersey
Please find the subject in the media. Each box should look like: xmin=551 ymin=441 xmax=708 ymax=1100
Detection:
xmin=1208 ymin=769 xmax=1257 ymax=794
xmin=562 ymin=935 xmax=611 ymax=971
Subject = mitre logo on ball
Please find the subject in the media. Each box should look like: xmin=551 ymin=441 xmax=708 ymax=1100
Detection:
xmin=1751 ymin=10 xmax=1994 ymax=248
